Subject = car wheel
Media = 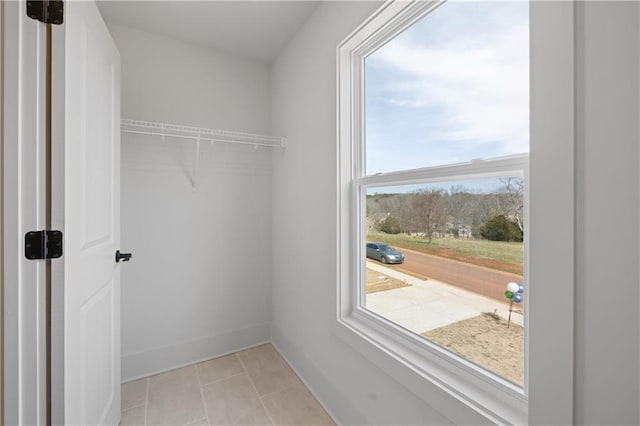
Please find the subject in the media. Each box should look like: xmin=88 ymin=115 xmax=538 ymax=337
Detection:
xmin=381 ymin=256 xmax=388 ymax=264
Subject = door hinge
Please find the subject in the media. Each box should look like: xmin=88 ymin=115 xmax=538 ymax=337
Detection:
xmin=26 ymin=1 xmax=64 ymax=25
xmin=25 ymin=230 xmax=63 ymax=260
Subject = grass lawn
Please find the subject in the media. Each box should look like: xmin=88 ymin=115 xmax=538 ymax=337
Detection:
xmin=368 ymin=232 xmax=523 ymax=275
xmin=366 ymin=268 xmax=411 ymax=294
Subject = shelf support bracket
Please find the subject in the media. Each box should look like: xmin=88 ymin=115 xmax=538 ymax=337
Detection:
xmin=192 ymin=134 xmax=201 ymax=192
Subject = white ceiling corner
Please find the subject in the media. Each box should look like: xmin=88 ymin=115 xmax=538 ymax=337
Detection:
xmin=96 ymin=0 xmax=321 ymax=63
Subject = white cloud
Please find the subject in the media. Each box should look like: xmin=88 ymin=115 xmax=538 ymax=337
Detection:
xmin=368 ymin=17 xmax=529 ymax=156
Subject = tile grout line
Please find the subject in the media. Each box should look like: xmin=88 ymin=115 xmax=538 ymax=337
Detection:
xmin=199 ymin=371 xmax=247 ymax=388
xmin=235 ymin=352 xmax=276 ymax=426
xmin=122 ymin=402 xmax=146 ymax=411
xmin=257 ymin=380 xmax=302 ymax=399
xmin=144 ymin=377 xmax=149 ymax=426
xmin=195 ymin=362 xmax=212 ymax=426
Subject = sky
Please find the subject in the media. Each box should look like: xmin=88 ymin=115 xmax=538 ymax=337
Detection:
xmin=365 ymin=0 xmax=529 ymax=175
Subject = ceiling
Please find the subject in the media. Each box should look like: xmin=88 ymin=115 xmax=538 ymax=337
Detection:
xmin=97 ymin=1 xmax=321 ymax=63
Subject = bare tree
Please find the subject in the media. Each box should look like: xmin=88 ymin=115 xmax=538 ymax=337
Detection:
xmin=409 ymin=189 xmax=447 ymax=243
xmin=499 ymin=177 xmax=524 ymax=232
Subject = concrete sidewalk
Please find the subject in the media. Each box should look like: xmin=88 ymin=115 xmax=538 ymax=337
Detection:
xmin=366 ymin=260 xmax=524 ymax=335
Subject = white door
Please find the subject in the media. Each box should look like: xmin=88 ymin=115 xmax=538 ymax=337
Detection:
xmin=54 ymin=1 xmax=122 ymax=424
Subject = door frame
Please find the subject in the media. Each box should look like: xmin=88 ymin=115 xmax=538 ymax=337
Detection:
xmin=51 ymin=14 xmax=66 ymax=426
xmin=2 ymin=1 xmax=51 ymax=424
xmin=1 ymin=0 xmax=4 ymax=421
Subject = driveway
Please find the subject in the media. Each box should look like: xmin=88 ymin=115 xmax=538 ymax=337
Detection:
xmin=366 ymin=261 xmax=524 ymax=334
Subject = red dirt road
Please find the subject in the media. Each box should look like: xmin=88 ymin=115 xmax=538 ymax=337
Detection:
xmin=387 ymin=248 xmax=524 ymax=303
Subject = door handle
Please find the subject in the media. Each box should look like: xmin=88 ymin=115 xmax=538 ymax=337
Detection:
xmin=115 ymin=250 xmax=132 ymax=263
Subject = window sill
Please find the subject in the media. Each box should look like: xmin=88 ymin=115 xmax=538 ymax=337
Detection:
xmin=333 ymin=309 xmax=527 ymax=425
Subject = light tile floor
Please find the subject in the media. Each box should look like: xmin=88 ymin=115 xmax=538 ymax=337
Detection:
xmin=121 ymin=344 xmax=334 ymax=426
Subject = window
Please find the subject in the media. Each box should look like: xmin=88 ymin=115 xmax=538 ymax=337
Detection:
xmin=363 ymin=176 xmax=526 ymax=384
xmin=362 ymin=0 xmax=530 ymax=387
xmin=338 ymin=1 xmax=575 ymax=424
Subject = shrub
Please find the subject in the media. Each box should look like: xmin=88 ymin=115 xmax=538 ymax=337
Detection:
xmin=379 ymin=215 xmax=402 ymax=234
xmin=480 ymin=214 xmax=523 ymax=242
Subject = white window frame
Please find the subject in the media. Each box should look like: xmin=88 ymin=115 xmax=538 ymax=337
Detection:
xmin=336 ymin=1 xmax=575 ymax=424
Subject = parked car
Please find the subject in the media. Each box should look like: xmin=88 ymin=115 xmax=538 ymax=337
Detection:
xmin=366 ymin=242 xmax=405 ymax=264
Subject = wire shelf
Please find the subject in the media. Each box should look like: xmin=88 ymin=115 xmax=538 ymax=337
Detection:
xmin=121 ymin=119 xmax=287 ymax=149
xmin=120 ymin=118 xmax=286 ymax=191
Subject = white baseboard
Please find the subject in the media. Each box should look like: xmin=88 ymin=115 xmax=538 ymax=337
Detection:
xmin=121 ymin=322 xmax=270 ymax=382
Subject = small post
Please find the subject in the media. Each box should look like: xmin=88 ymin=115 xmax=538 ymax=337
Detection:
xmin=508 ymin=299 xmax=514 ymax=328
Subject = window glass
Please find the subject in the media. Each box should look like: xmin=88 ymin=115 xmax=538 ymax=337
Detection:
xmin=364 ymin=176 xmax=525 ymax=385
xmin=364 ymin=1 xmax=529 ymax=174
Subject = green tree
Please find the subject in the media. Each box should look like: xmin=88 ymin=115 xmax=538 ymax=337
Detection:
xmin=379 ymin=215 xmax=402 ymax=234
xmin=479 ymin=214 xmax=523 ymax=242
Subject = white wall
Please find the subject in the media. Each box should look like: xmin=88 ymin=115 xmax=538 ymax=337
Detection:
xmin=107 ymin=23 xmax=274 ymax=381
xmin=106 ymin=1 xmax=640 ymax=421
xmin=271 ymin=2 xmax=482 ymax=424
xmin=575 ymin=2 xmax=639 ymax=424
xmin=271 ymin=1 xmax=640 ymax=425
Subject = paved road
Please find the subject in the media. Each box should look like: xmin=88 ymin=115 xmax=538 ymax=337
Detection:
xmin=385 ymin=248 xmax=524 ymax=303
